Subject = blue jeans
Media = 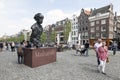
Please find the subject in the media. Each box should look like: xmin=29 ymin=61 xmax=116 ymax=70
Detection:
xmin=18 ymin=55 xmax=24 ymax=64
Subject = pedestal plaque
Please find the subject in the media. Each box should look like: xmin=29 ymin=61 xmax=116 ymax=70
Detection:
xmin=24 ymin=47 xmax=56 ymax=68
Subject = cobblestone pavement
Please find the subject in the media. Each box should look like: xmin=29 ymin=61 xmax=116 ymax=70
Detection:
xmin=0 ymin=49 xmax=120 ymax=80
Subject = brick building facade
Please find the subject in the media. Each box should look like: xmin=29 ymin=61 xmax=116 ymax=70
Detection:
xmin=89 ymin=4 xmax=114 ymax=46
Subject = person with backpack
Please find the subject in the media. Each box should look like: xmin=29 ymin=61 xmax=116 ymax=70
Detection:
xmin=17 ymin=42 xmax=25 ymax=64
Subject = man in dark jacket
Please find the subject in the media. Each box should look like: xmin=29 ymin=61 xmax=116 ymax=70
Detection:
xmin=84 ymin=41 xmax=89 ymax=56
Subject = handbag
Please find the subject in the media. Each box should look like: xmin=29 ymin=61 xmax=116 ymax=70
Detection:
xmin=106 ymin=57 xmax=109 ymax=63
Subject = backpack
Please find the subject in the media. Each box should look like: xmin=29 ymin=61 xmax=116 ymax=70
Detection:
xmin=17 ymin=46 xmax=23 ymax=55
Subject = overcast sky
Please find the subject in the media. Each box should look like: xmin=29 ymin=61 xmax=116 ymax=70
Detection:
xmin=0 ymin=0 xmax=120 ymax=37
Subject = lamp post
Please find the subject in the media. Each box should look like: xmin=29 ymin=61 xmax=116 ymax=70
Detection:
xmin=22 ymin=29 xmax=28 ymax=41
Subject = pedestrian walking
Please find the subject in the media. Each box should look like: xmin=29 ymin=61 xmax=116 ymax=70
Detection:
xmin=112 ymin=41 xmax=117 ymax=55
xmin=11 ymin=42 xmax=15 ymax=52
xmin=94 ymin=39 xmax=102 ymax=65
xmin=6 ymin=42 xmax=9 ymax=50
xmin=97 ymin=42 xmax=108 ymax=75
xmin=84 ymin=41 xmax=89 ymax=56
xmin=0 ymin=42 xmax=3 ymax=52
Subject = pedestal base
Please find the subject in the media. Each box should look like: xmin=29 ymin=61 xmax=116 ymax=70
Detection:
xmin=24 ymin=47 xmax=56 ymax=68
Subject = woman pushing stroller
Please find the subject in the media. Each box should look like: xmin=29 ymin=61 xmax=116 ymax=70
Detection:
xmin=75 ymin=41 xmax=87 ymax=56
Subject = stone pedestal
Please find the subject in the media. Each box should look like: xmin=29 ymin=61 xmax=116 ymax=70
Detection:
xmin=24 ymin=47 xmax=56 ymax=68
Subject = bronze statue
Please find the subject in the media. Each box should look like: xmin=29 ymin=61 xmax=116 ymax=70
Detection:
xmin=30 ymin=13 xmax=44 ymax=48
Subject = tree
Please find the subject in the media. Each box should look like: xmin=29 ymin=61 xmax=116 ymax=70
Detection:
xmin=51 ymin=28 xmax=56 ymax=42
xmin=3 ymin=34 xmax=24 ymax=42
xmin=64 ymin=20 xmax=71 ymax=42
xmin=41 ymin=32 xmax=47 ymax=43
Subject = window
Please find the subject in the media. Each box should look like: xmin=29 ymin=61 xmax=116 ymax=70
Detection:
xmin=76 ymin=26 xmax=78 ymax=29
xmin=101 ymin=25 xmax=106 ymax=31
xmin=101 ymin=20 xmax=106 ymax=24
xmin=86 ymin=27 xmax=88 ymax=30
xmin=91 ymin=33 xmax=95 ymax=39
xmin=60 ymin=33 xmax=64 ymax=36
xmin=83 ymin=21 xmax=84 ymax=24
xmin=83 ymin=27 xmax=84 ymax=31
xmin=81 ymin=22 xmax=82 ymax=25
xmin=101 ymin=33 xmax=107 ymax=39
xmin=74 ymin=37 xmax=76 ymax=40
xmin=76 ymin=37 xmax=78 ymax=40
xmin=96 ymin=21 xmax=99 ymax=24
xmin=83 ymin=36 xmax=85 ymax=38
xmin=60 ymin=37 xmax=64 ymax=41
xmin=109 ymin=34 xmax=113 ymax=38
xmin=79 ymin=22 xmax=81 ymax=25
xmin=62 ymin=21 xmax=65 ymax=25
xmin=74 ymin=25 xmax=76 ymax=29
xmin=96 ymin=33 xmax=100 ymax=38
xmin=74 ymin=26 xmax=75 ymax=29
xmin=91 ymin=22 xmax=95 ymax=26
xmin=85 ymin=32 xmax=88 ymax=38
xmin=72 ymin=31 xmax=73 ymax=35
xmin=109 ymin=26 xmax=113 ymax=31
xmin=73 ymin=31 xmax=75 ymax=35
xmin=85 ymin=32 xmax=88 ymax=36
xmin=96 ymin=26 xmax=99 ymax=30
xmin=79 ymin=28 xmax=81 ymax=31
xmin=91 ymin=27 xmax=95 ymax=32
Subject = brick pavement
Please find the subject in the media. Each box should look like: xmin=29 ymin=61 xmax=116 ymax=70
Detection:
xmin=0 ymin=49 xmax=120 ymax=80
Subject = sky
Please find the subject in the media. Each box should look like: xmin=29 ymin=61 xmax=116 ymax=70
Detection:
xmin=0 ymin=0 xmax=120 ymax=37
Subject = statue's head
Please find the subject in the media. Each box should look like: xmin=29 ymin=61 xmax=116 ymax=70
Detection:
xmin=34 ymin=13 xmax=44 ymax=24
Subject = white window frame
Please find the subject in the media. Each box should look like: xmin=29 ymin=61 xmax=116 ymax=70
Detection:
xmin=101 ymin=20 xmax=106 ymax=24
xmin=91 ymin=22 xmax=95 ymax=26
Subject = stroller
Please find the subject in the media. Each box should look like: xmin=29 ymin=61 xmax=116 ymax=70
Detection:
xmin=79 ymin=45 xmax=86 ymax=56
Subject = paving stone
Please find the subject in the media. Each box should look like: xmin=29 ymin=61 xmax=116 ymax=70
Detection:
xmin=0 ymin=49 xmax=120 ymax=80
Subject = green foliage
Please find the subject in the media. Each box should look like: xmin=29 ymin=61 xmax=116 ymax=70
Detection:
xmin=41 ymin=32 xmax=47 ymax=43
xmin=0 ymin=35 xmax=24 ymax=42
xmin=51 ymin=29 xmax=56 ymax=42
xmin=64 ymin=21 xmax=71 ymax=42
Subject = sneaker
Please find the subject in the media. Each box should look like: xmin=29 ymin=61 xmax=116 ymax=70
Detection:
xmin=102 ymin=72 xmax=106 ymax=75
